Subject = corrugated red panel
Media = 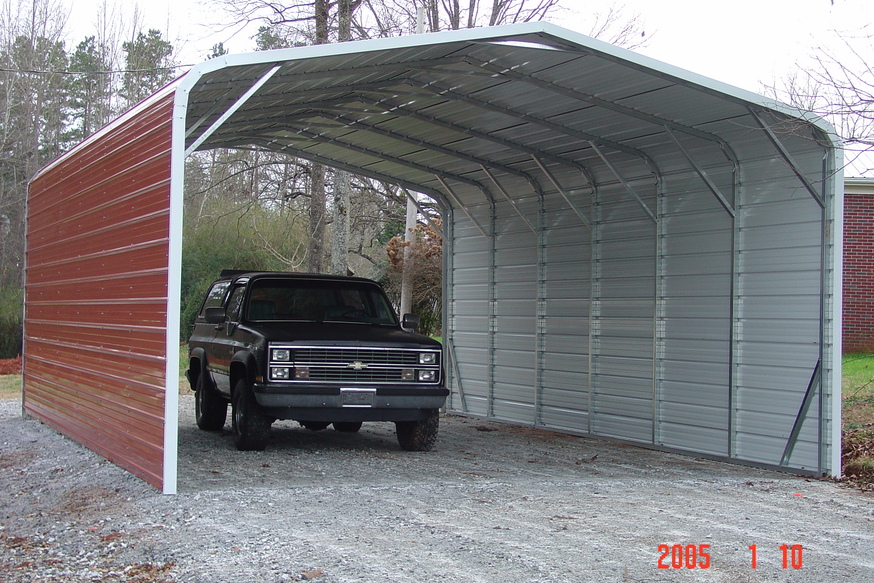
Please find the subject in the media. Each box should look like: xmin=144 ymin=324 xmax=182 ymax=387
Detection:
xmin=24 ymin=91 xmax=175 ymax=490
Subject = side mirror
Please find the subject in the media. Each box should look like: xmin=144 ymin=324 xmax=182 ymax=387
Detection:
xmin=401 ymin=313 xmax=420 ymax=333
xmin=204 ymin=307 xmax=226 ymax=325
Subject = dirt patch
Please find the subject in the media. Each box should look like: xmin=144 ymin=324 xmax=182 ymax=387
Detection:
xmin=843 ymin=395 xmax=874 ymax=428
xmin=0 ymin=450 xmax=32 ymax=470
xmin=55 ymin=485 xmax=131 ymax=519
xmin=841 ymin=391 xmax=874 ymax=492
xmin=1 ymin=529 xmax=175 ymax=583
xmin=843 ymin=426 xmax=874 ymax=489
xmin=0 ymin=358 xmax=21 ymax=375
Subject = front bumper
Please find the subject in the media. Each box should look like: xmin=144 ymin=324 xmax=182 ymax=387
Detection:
xmin=252 ymin=383 xmax=448 ymax=421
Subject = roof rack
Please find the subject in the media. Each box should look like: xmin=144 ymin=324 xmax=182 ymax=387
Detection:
xmin=220 ymin=269 xmax=254 ymax=277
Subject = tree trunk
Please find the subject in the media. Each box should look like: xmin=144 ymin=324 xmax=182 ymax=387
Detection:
xmin=305 ymin=0 xmax=330 ymax=273
xmin=329 ymin=0 xmax=354 ymax=276
xmin=331 ymin=169 xmax=350 ymax=275
xmin=307 ymin=162 xmax=326 ymax=273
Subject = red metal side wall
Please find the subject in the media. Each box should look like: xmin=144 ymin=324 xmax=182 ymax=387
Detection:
xmin=24 ymin=92 xmax=174 ymax=490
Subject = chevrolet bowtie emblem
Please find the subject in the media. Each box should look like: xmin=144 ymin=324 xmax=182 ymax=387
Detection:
xmin=348 ymin=361 xmax=368 ymax=370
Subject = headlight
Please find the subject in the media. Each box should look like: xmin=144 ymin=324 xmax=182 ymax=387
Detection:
xmin=272 ymin=348 xmax=291 ymax=362
xmin=418 ymin=370 xmax=436 ymax=382
xmin=419 ymin=352 xmax=437 ymax=365
xmin=270 ymin=367 xmax=291 ymax=380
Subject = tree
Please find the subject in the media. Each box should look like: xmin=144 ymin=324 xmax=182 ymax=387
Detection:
xmin=181 ymin=146 xmax=315 ymax=336
xmin=581 ymin=4 xmax=647 ymax=50
xmin=4 ymin=31 xmax=68 ymax=171
xmin=356 ymin=0 xmax=562 ymax=36
xmin=0 ymin=0 xmax=69 ymax=289
xmin=385 ymin=219 xmax=443 ymax=335
xmin=224 ymin=0 xmax=369 ymax=274
xmin=0 ymin=0 xmax=69 ymax=356
xmin=216 ymin=0 xmax=363 ymax=45
xmin=767 ymin=30 xmax=873 ymax=176
xmin=208 ymin=42 xmax=230 ymax=59
xmin=330 ymin=0 xmax=355 ymax=275
xmin=67 ymin=35 xmax=113 ymax=141
xmin=121 ymin=28 xmax=174 ymax=106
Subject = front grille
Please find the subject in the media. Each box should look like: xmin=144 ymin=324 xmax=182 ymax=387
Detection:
xmin=269 ymin=344 xmax=441 ymax=385
xmin=293 ymin=348 xmax=420 ymax=366
xmin=304 ymin=369 xmax=406 ymax=383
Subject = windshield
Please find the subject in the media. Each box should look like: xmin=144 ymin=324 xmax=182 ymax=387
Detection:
xmin=245 ymin=279 xmax=398 ymax=326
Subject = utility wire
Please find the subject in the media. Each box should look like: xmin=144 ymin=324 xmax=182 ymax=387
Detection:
xmin=0 ymin=65 xmax=193 ymax=75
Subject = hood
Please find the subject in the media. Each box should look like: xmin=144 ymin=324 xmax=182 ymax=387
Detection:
xmin=240 ymin=321 xmax=441 ymax=348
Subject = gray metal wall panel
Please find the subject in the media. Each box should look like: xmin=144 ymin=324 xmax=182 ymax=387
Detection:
xmin=732 ymin=152 xmax=825 ymax=471
xmin=433 ymin=28 xmax=836 ymax=476
xmin=446 ymin=209 xmax=491 ymax=416
xmin=452 ymin=284 xmax=490 ymax=302
xmin=545 ymin=325 xmax=588 ymax=356
xmin=541 ymin=212 xmax=593 ymax=430
xmin=656 ymin=171 xmax=734 ymax=455
xmin=446 ymin=150 xmax=830 ymax=472
xmin=451 ymin=310 xmax=489 ymax=333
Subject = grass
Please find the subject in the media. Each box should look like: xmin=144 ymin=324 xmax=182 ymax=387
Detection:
xmin=0 ymin=357 xmax=21 ymax=400
xmin=0 ymin=374 xmax=21 ymax=400
xmin=841 ymin=354 xmax=874 ymax=491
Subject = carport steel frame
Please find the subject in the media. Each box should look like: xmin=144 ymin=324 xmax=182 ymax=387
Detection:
xmin=25 ymin=23 xmax=842 ymax=493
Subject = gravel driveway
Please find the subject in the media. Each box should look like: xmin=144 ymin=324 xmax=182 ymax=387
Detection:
xmin=1 ymin=395 xmax=872 ymax=582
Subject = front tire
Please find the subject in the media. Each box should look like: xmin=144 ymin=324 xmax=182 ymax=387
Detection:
xmin=232 ymin=379 xmax=270 ymax=451
xmin=395 ymin=410 xmax=439 ymax=451
xmin=195 ymin=371 xmax=227 ymax=431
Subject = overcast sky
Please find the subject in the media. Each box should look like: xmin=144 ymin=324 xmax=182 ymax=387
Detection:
xmin=608 ymin=0 xmax=872 ymax=93
xmin=62 ymin=0 xmax=871 ymax=90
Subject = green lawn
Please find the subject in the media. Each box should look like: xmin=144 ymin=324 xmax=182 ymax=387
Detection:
xmin=841 ymin=354 xmax=874 ymax=488
xmin=0 ymin=374 xmax=21 ymax=400
xmin=842 ymin=354 xmax=874 ymax=430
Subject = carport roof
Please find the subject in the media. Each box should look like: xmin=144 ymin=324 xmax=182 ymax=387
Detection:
xmin=177 ymin=22 xmax=836 ymax=208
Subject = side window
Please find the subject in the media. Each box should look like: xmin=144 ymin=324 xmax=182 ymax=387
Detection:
xmin=226 ymin=286 xmax=247 ymax=322
xmin=200 ymin=281 xmax=230 ymax=316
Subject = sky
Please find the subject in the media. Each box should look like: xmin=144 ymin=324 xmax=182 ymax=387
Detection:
xmin=61 ymin=0 xmax=873 ymax=91
xmin=595 ymin=0 xmax=873 ymax=94
xmin=63 ymin=0 xmax=873 ymax=174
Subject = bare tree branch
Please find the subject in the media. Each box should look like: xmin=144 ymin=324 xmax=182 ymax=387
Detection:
xmin=765 ymin=26 xmax=874 ymax=175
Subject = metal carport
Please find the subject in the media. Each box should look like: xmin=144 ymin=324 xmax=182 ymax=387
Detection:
xmin=25 ymin=23 xmax=842 ymax=493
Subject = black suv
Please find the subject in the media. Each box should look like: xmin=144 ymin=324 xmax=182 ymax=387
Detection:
xmin=187 ymin=271 xmax=448 ymax=451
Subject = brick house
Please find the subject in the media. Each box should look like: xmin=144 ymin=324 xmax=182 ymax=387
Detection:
xmin=843 ymin=177 xmax=874 ymax=352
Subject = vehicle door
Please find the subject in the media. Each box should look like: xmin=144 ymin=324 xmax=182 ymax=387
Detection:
xmin=191 ymin=279 xmax=229 ymax=356
xmin=208 ymin=283 xmax=247 ymax=395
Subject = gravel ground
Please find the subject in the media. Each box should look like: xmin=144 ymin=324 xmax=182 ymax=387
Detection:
xmin=1 ymin=394 xmax=873 ymax=583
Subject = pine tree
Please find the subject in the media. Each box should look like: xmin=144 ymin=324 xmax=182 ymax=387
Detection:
xmin=121 ymin=29 xmax=174 ymax=107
